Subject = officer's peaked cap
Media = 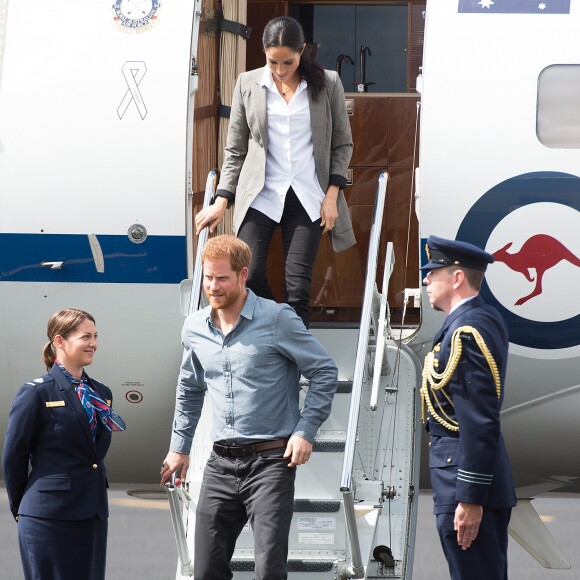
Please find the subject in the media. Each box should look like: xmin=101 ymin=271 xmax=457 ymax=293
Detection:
xmin=421 ymin=235 xmax=494 ymax=272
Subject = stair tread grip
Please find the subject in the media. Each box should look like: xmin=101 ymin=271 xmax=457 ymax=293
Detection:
xmin=230 ymin=559 xmax=335 ymax=572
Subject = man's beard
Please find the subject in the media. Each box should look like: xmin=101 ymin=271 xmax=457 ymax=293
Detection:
xmin=205 ymin=284 xmax=242 ymax=310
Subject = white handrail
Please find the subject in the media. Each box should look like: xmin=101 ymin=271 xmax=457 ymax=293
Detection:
xmin=165 ymin=480 xmax=194 ymax=577
xmin=339 ymin=172 xmax=389 ymax=579
xmin=188 ymin=169 xmax=218 ymax=315
xmin=370 ymin=241 xmax=395 ymax=411
xmin=340 ymin=171 xmax=388 ymax=491
xmin=169 ymin=166 xmax=216 ymax=575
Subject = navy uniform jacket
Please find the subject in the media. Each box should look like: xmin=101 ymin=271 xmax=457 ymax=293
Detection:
xmin=423 ymin=295 xmax=516 ymax=514
xmin=2 ymin=364 xmax=111 ymax=521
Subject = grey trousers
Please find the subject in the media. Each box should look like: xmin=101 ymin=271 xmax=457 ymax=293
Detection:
xmin=194 ymin=450 xmax=296 ymax=580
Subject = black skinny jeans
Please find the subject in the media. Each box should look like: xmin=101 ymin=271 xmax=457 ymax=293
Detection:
xmin=238 ymin=188 xmax=322 ymax=328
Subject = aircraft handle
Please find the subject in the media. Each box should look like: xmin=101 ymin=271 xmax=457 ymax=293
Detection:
xmin=40 ymin=261 xmax=64 ymax=270
xmin=87 ymin=233 xmax=105 ymax=273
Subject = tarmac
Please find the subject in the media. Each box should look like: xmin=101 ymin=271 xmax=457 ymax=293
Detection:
xmin=1 ymin=484 xmax=578 ymax=579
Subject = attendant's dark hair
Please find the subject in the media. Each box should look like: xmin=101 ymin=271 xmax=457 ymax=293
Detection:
xmin=262 ymin=16 xmax=327 ymax=101
xmin=43 ymin=308 xmax=95 ymax=370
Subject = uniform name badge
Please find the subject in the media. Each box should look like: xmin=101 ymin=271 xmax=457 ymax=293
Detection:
xmin=45 ymin=400 xmax=66 ymax=408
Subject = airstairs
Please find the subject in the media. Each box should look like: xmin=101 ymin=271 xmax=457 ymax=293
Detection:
xmin=168 ymin=171 xmax=422 ymax=579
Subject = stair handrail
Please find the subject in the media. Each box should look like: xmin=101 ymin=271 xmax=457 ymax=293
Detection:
xmin=370 ymin=241 xmax=395 ymax=411
xmin=188 ymin=169 xmax=218 ymax=315
xmin=340 ymin=171 xmax=388 ymax=578
xmin=165 ymin=478 xmax=194 ymax=577
xmin=166 ymin=168 xmax=217 ymax=575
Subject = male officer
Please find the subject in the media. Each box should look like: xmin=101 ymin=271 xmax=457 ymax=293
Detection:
xmin=421 ymin=235 xmax=516 ymax=580
xmin=160 ymin=235 xmax=338 ymax=580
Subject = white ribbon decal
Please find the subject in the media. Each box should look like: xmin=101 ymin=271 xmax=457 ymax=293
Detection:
xmin=118 ymin=61 xmax=147 ymax=120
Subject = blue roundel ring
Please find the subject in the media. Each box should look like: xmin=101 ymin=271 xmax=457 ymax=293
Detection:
xmin=456 ymin=171 xmax=580 ymax=350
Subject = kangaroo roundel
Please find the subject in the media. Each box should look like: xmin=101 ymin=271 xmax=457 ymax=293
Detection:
xmin=492 ymin=232 xmax=580 ymax=307
xmin=457 ymin=172 xmax=580 ymax=352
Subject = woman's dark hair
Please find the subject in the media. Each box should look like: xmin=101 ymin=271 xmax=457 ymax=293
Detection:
xmin=262 ymin=16 xmax=327 ymax=101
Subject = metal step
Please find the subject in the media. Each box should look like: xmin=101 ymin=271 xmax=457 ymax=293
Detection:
xmin=294 ymin=441 xmax=345 ymax=499
xmin=335 ymin=380 xmax=353 ymax=394
xmin=231 ymin=558 xmax=336 ymax=572
xmin=293 ymin=499 xmax=340 ymax=513
xmin=313 ymin=440 xmax=345 ymax=453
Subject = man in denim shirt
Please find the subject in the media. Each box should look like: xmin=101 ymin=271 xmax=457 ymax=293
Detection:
xmin=160 ymin=235 xmax=338 ymax=580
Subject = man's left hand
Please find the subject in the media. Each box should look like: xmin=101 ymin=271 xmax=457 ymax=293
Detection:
xmin=454 ymin=501 xmax=483 ymax=550
xmin=160 ymin=451 xmax=190 ymax=487
xmin=283 ymin=435 xmax=313 ymax=467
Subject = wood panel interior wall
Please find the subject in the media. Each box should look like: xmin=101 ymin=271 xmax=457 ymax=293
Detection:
xmin=192 ymin=0 xmax=220 ymax=204
xmin=309 ymin=94 xmax=420 ymax=324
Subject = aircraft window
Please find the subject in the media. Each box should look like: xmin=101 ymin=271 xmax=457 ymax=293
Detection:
xmin=537 ymin=65 xmax=580 ymax=148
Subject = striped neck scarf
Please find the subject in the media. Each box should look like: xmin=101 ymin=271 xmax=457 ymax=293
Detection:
xmin=55 ymin=361 xmax=126 ymax=439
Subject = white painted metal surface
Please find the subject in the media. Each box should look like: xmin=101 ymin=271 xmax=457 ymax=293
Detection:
xmin=0 ymin=1 xmax=199 ymax=485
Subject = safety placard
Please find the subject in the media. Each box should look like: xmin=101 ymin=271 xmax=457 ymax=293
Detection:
xmin=297 ymin=517 xmax=336 ymax=530
xmin=298 ymin=533 xmax=335 ymax=545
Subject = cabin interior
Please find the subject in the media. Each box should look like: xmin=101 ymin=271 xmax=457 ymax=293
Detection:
xmin=191 ymin=0 xmax=425 ymax=327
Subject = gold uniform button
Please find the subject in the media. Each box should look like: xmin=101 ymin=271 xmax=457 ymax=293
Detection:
xmin=92 ymin=464 xmax=98 ymax=470
xmin=446 ymin=457 xmax=452 ymax=464
xmin=434 ymin=345 xmax=441 ymax=352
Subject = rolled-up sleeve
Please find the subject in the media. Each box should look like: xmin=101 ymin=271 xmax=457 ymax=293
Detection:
xmin=274 ymin=306 xmax=338 ymax=442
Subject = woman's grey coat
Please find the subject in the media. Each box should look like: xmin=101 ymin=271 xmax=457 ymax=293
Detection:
xmin=217 ymin=68 xmax=356 ymax=253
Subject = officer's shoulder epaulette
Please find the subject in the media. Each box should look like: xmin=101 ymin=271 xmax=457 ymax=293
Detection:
xmin=453 ymin=326 xmax=501 ymax=399
xmin=24 ymin=373 xmax=54 ymax=388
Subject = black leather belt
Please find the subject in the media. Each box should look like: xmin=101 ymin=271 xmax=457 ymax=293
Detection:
xmin=213 ymin=437 xmax=289 ymax=458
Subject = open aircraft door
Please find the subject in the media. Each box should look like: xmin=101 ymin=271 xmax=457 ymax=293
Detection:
xmin=0 ymin=0 xmax=201 ymax=482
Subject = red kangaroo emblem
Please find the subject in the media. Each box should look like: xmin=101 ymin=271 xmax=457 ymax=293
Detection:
xmin=493 ymin=234 xmax=580 ymax=306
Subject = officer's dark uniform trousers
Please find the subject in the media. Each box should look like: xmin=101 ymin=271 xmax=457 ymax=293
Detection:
xmin=423 ymin=296 xmax=517 ymax=580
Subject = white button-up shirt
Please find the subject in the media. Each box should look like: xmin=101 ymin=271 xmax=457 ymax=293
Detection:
xmin=249 ymin=66 xmax=325 ymax=223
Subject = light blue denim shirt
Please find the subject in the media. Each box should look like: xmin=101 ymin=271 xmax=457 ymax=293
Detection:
xmin=169 ymin=290 xmax=338 ymax=453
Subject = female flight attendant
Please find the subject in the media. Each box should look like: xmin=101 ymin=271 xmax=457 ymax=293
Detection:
xmin=195 ymin=16 xmax=355 ymax=327
xmin=2 ymin=308 xmax=125 ymax=580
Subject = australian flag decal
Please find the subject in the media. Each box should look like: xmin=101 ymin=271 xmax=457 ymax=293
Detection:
xmin=458 ymin=0 xmax=570 ymax=13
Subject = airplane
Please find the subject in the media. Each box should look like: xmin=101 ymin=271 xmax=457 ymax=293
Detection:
xmin=1 ymin=1 xmax=579 ymax=579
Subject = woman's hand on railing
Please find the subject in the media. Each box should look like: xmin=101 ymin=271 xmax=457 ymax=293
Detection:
xmin=195 ymin=196 xmax=228 ymax=235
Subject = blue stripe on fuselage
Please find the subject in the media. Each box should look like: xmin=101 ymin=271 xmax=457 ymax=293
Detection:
xmin=0 ymin=233 xmax=187 ymax=283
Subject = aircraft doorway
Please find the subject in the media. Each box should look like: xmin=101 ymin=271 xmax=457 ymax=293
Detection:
xmin=287 ymin=2 xmax=423 ymax=326
xmin=191 ymin=0 xmax=425 ymax=327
